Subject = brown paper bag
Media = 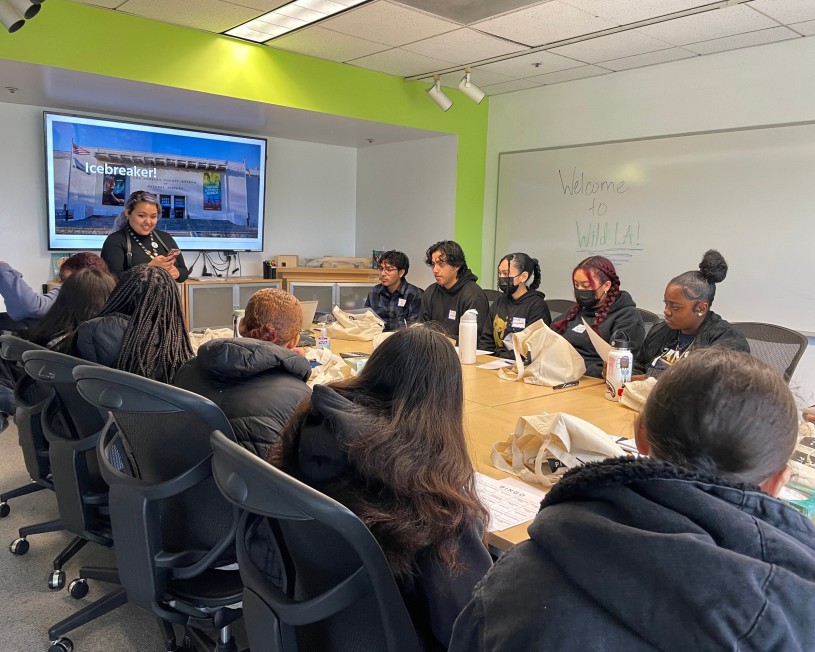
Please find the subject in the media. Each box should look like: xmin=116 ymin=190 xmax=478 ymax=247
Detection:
xmin=325 ymin=307 xmax=384 ymax=341
xmin=491 ymin=412 xmax=625 ymax=488
xmin=498 ymin=319 xmax=585 ymax=387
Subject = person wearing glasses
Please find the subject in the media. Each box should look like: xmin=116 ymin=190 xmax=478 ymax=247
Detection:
xmin=364 ymin=250 xmax=423 ymax=331
xmin=101 ymin=190 xmax=189 ymax=282
xmin=479 ymin=252 xmax=551 ymax=358
xmin=420 ymin=240 xmax=489 ymax=341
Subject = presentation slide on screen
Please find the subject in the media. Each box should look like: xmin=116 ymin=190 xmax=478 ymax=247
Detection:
xmin=45 ymin=113 xmax=267 ymax=251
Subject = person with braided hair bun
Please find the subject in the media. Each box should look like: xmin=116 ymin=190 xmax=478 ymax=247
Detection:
xmin=75 ymin=265 xmax=192 ymax=383
xmin=173 ymin=288 xmax=311 ymax=458
xmin=551 ymin=256 xmax=644 ymax=377
xmin=633 ymin=250 xmax=748 ymax=377
xmin=479 ymin=252 xmax=551 ymax=358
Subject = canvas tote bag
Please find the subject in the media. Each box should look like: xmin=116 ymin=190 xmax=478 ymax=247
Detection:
xmin=325 ymin=306 xmax=384 ymax=341
xmin=498 ymin=319 xmax=585 ymax=386
xmin=491 ymin=412 xmax=626 ymax=489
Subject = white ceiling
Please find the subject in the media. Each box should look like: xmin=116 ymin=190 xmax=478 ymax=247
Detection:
xmin=64 ymin=0 xmax=815 ymax=95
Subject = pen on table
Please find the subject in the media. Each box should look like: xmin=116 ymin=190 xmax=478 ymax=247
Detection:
xmin=552 ymin=381 xmax=580 ymax=390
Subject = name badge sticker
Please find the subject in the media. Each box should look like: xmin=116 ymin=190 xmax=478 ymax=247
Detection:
xmin=397 ymin=298 xmax=406 ymax=307
xmin=448 ymin=310 xmax=457 ymax=321
xmin=572 ymin=323 xmax=586 ymax=333
xmin=511 ymin=317 xmax=526 ymax=329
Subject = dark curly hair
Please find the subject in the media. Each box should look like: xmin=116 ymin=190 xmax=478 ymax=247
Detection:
xmin=552 ymin=256 xmax=620 ymax=335
xmin=378 ymin=250 xmax=410 ymax=277
xmin=425 ymin=240 xmax=466 ymax=270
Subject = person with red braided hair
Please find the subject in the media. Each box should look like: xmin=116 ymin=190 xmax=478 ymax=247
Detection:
xmin=551 ymin=256 xmax=645 ymax=377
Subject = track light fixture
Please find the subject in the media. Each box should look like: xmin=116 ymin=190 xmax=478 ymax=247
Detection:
xmin=427 ymin=75 xmax=453 ymax=112
xmin=458 ymin=67 xmax=486 ymax=104
xmin=0 ymin=0 xmax=25 ymax=32
xmin=10 ymin=0 xmax=39 ymax=18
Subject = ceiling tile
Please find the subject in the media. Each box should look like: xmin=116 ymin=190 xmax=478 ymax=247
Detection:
xmin=225 ymin=0 xmax=290 ymax=10
xmin=481 ymin=78 xmax=542 ymax=95
xmin=116 ymin=0 xmax=259 ymax=31
xmin=347 ymin=48 xmax=456 ymax=76
xmin=402 ymin=28 xmax=526 ymax=65
xmin=639 ymin=4 xmax=778 ymax=45
xmin=321 ymin=0 xmax=458 ymax=47
xmin=560 ymin=0 xmax=714 ymax=26
xmin=393 ymin=0 xmax=540 ymax=25
xmin=269 ymin=25 xmax=388 ymax=60
xmin=474 ymin=0 xmax=616 ymax=47
xmin=549 ymin=30 xmax=672 ymax=63
xmin=750 ymin=0 xmax=815 ymax=25
xmin=478 ymin=50 xmax=584 ymax=77
xmin=437 ymin=68 xmax=514 ymax=89
xmin=790 ymin=19 xmax=815 ymax=36
xmin=527 ymin=64 xmax=611 ymax=85
xmin=682 ymin=26 xmax=800 ymax=55
xmin=600 ymin=46 xmax=696 ymax=71
xmin=67 ymin=0 xmax=126 ymax=8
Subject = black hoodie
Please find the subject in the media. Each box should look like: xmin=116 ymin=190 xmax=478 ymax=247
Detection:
xmin=173 ymin=337 xmax=311 ymax=458
xmin=420 ymin=267 xmax=490 ymax=342
xmin=479 ymin=289 xmax=552 ymax=358
xmin=451 ymin=457 xmax=815 ymax=652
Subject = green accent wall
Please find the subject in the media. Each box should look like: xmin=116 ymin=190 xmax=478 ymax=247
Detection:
xmin=0 ymin=0 xmax=489 ymax=270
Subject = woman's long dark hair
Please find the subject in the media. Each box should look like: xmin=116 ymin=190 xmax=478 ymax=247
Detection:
xmin=267 ymin=326 xmax=488 ymax=579
xmin=552 ymin=255 xmax=621 ymax=335
xmin=96 ymin=265 xmax=192 ymax=383
xmin=30 ymin=268 xmax=116 ymax=354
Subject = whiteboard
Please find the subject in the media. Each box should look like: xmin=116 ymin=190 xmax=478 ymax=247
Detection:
xmin=494 ymin=123 xmax=815 ymax=334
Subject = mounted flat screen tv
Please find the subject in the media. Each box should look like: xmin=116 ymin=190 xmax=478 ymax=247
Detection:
xmin=44 ymin=112 xmax=267 ymax=251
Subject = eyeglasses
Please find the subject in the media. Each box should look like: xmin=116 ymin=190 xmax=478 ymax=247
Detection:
xmin=378 ymin=265 xmax=398 ymax=273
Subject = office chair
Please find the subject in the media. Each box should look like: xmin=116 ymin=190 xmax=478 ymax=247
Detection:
xmin=637 ymin=308 xmax=663 ymax=336
xmin=74 ymin=365 xmax=244 ymax=652
xmin=732 ymin=322 xmax=808 ymax=382
xmin=545 ymin=299 xmax=574 ymax=322
xmin=483 ymin=288 xmax=500 ymax=308
xmin=20 ymin=350 xmax=126 ymax=652
xmin=210 ymin=430 xmax=421 ymax=652
xmin=0 ymin=335 xmax=63 ymax=540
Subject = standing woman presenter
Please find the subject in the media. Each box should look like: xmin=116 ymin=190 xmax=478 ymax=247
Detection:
xmin=101 ymin=190 xmax=189 ymax=282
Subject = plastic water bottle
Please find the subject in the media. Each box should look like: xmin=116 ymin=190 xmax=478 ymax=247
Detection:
xmin=605 ymin=330 xmax=632 ymax=401
xmin=232 ymin=309 xmax=245 ymax=337
xmin=459 ymin=309 xmax=478 ymax=365
xmin=316 ymin=326 xmax=330 ymax=350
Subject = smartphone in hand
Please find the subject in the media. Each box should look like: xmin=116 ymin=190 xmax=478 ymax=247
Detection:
xmin=168 ymin=249 xmax=181 ymax=258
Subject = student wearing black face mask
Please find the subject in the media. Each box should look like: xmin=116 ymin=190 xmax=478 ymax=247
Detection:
xmin=551 ymin=255 xmax=645 ymax=377
xmin=479 ymin=253 xmax=551 ymax=358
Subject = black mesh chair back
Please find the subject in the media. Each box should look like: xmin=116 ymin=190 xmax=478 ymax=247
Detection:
xmin=483 ymin=288 xmax=500 ymax=308
xmin=545 ymin=299 xmax=575 ymax=322
xmin=0 ymin=334 xmax=53 ymax=485
xmin=637 ymin=308 xmax=663 ymax=336
xmin=73 ymin=365 xmax=242 ymax=632
xmin=21 ymin=350 xmax=110 ymax=541
xmin=732 ymin=322 xmax=808 ymax=382
xmin=210 ymin=430 xmax=421 ymax=652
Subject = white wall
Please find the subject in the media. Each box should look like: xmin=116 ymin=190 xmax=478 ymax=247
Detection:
xmin=0 ymin=102 xmax=358 ymax=288
xmin=484 ymin=36 xmax=815 ymax=403
xmin=356 ymin=136 xmax=458 ymax=290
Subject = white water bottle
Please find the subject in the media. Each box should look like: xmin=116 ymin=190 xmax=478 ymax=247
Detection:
xmin=459 ymin=309 xmax=478 ymax=365
xmin=232 ymin=309 xmax=245 ymax=337
xmin=605 ymin=330 xmax=632 ymax=402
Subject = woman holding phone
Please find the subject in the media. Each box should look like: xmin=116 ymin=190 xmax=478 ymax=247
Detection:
xmin=101 ymin=190 xmax=189 ymax=282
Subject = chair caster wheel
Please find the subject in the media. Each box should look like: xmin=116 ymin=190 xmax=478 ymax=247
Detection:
xmin=48 ymin=637 xmax=73 ymax=652
xmin=0 ymin=502 xmax=9 ymax=517
xmin=9 ymin=537 xmax=29 ymax=555
xmin=48 ymin=569 xmax=66 ymax=590
xmin=68 ymin=579 xmax=88 ymax=599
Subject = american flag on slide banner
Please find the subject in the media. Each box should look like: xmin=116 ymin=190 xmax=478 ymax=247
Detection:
xmin=72 ymin=143 xmax=90 ymax=155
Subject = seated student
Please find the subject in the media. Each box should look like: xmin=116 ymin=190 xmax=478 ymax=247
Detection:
xmin=551 ymin=255 xmax=644 ymax=378
xmin=266 ymin=326 xmax=492 ymax=650
xmin=76 ymin=265 xmax=192 ymax=383
xmin=0 ymin=252 xmax=109 ymax=322
xmin=174 ymin=288 xmax=311 ymax=458
xmin=479 ymin=252 xmax=551 ymax=358
xmin=29 ymin=267 xmax=116 ymax=354
xmin=364 ymin=250 xmax=423 ymax=331
xmin=633 ymin=250 xmax=749 ymax=377
xmin=420 ymin=240 xmax=489 ymax=342
xmin=450 ymin=350 xmax=815 ymax=651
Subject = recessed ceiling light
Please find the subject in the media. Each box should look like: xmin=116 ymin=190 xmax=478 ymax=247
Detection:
xmin=224 ymin=0 xmax=371 ymax=44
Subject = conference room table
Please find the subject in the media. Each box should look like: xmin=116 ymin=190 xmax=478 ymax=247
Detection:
xmin=323 ymin=336 xmax=639 ymax=551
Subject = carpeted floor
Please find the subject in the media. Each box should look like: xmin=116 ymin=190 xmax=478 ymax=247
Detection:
xmin=0 ymin=419 xmax=246 ymax=652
